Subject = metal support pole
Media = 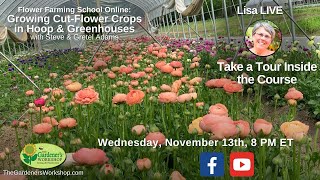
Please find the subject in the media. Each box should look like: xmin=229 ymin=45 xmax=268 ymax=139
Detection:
xmin=7 ymin=39 xmax=12 ymax=56
xmin=187 ymin=16 xmax=192 ymax=38
xmin=210 ymin=0 xmax=218 ymax=43
xmin=18 ymin=43 xmax=21 ymax=53
xmin=13 ymin=43 xmax=16 ymax=55
xmin=238 ymin=0 xmax=245 ymax=36
xmin=193 ymin=15 xmax=199 ymax=40
xmin=180 ymin=14 xmax=186 ymax=39
xmin=223 ymin=0 xmax=231 ymax=43
xmin=166 ymin=13 xmax=170 ymax=34
xmin=169 ymin=13 xmax=176 ymax=38
xmin=201 ymin=7 xmax=207 ymax=39
xmin=288 ymin=0 xmax=296 ymax=42
xmin=162 ymin=10 xmax=167 ymax=34
xmin=174 ymin=11 xmax=179 ymax=38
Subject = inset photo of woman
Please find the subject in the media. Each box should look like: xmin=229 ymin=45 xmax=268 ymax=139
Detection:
xmin=245 ymin=20 xmax=282 ymax=57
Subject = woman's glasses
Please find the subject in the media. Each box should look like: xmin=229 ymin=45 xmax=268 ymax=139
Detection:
xmin=254 ymin=33 xmax=271 ymax=39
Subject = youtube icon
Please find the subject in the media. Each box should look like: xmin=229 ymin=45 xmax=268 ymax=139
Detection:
xmin=230 ymin=152 xmax=254 ymax=177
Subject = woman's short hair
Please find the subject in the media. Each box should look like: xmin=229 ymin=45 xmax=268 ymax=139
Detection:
xmin=252 ymin=22 xmax=275 ymax=40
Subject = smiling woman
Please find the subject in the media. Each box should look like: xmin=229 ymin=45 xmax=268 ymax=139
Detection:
xmin=245 ymin=20 xmax=282 ymax=57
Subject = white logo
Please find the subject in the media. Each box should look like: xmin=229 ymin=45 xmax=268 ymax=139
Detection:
xmin=207 ymin=157 xmax=217 ymax=174
xmin=233 ymin=158 xmax=251 ymax=171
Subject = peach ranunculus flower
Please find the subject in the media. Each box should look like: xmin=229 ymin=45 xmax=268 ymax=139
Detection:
xmin=189 ymin=77 xmax=202 ymax=85
xmin=169 ymin=61 xmax=183 ymax=68
xmin=58 ymin=118 xmax=77 ymax=129
xmin=93 ymin=60 xmax=107 ymax=71
xmin=199 ymin=114 xmax=233 ymax=132
xmin=112 ymin=93 xmax=127 ymax=104
xmin=171 ymin=80 xmax=182 ymax=93
xmin=72 ymin=148 xmax=108 ymax=165
xmin=234 ymin=120 xmax=250 ymax=138
xmin=253 ymin=119 xmax=273 ymax=135
xmin=146 ymin=132 xmax=166 ymax=146
xmin=196 ymin=102 xmax=204 ymax=107
xmin=131 ymin=125 xmax=146 ymax=135
xmin=74 ymin=88 xmax=99 ymax=105
xmin=171 ymin=70 xmax=183 ymax=77
xmin=160 ymin=64 xmax=174 ymax=73
xmin=284 ymin=87 xmax=303 ymax=100
xmin=188 ymin=117 xmax=203 ymax=135
xmin=43 ymin=88 xmax=52 ymax=94
xmin=223 ymin=81 xmax=243 ymax=93
xmin=42 ymin=117 xmax=59 ymax=126
xmin=211 ymin=78 xmax=232 ymax=88
xmin=126 ymin=90 xmax=145 ymax=105
xmin=33 ymin=123 xmax=53 ymax=134
xmin=177 ymin=94 xmax=193 ymax=103
xmin=209 ymin=103 xmax=228 ymax=116
xmin=107 ymin=72 xmax=116 ymax=79
xmin=130 ymin=80 xmax=139 ymax=86
xmin=210 ymin=121 xmax=239 ymax=140
xmin=170 ymin=171 xmax=186 ymax=180
xmin=100 ymin=164 xmax=114 ymax=175
xmin=49 ymin=73 xmax=58 ymax=79
xmin=280 ymin=121 xmax=309 ymax=141
xmin=64 ymin=80 xmax=73 ymax=87
xmin=160 ymin=84 xmax=172 ymax=92
xmin=51 ymin=88 xmax=65 ymax=99
xmin=155 ymin=61 xmax=166 ymax=69
xmin=136 ymin=158 xmax=152 ymax=171
xmin=25 ymin=90 xmax=34 ymax=96
xmin=158 ymin=92 xmax=178 ymax=103
xmin=66 ymin=82 xmax=82 ymax=92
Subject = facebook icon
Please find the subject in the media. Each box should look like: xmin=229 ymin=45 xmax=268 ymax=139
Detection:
xmin=200 ymin=152 xmax=224 ymax=176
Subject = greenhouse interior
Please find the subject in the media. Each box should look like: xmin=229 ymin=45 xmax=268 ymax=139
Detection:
xmin=1 ymin=0 xmax=320 ymax=179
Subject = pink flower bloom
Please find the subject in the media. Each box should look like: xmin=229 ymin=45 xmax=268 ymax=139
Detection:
xmin=160 ymin=84 xmax=172 ymax=92
xmin=196 ymin=102 xmax=204 ymax=107
xmin=146 ymin=132 xmax=166 ymax=145
xmin=136 ymin=158 xmax=152 ymax=170
xmin=171 ymin=70 xmax=183 ymax=77
xmin=253 ymin=119 xmax=273 ymax=135
xmin=43 ymin=88 xmax=52 ymax=94
xmin=33 ymin=123 xmax=52 ymax=134
xmin=72 ymin=148 xmax=108 ymax=165
xmin=100 ymin=164 xmax=114 ymax=175
xmin=169 ymin=61 xmax=183 ymax=68
xmin=170 ymin=171 xmax=186 ymax=180
xmin=58 ymin=118 xmax=77 ymax=129
xmin=112 ymin=93 xmax=127 ymax=104
xmin=284 ymin=87 xmax=303 ymax=100
xmin=25 ymin=90 xmax=34 ymax=96
xmin=158 ymin=92 xmax=178 ymax=103
xmin=42 ymin=117 xmax=59 ymax=126
xmin=160 ymin=64 xmax=174 ymax=73
xmin=126 ymin=90 xmax=145 ymax=105
xmin=93 ymin=60 xmax=107 ymax=70
xmin=107 ymin=72 xmax=116 ymax=79
xmin=234 ymin=120 xmax=250 ymax=138
xmin=131 ymin=125 xmax=146 ymax=135
xmin=209 ymin=103 xmax=228 ymax=116
xmin=223 ymin=81 xmax=243 ymax=93
xmin=74 ymin=88 xmax=99 ymax=105
xmin=34 ymin=98 xmax=46 ymax=107
xmin=177 ymin=94 xmax=192 ymax=103
xmin=210 ymin=121 xmax=239 ymax=140
xmin=199 ymin=114 xmax=233 ymax=132
xmin=155 ymin=61 xmax=166 ymax=69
